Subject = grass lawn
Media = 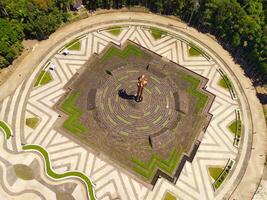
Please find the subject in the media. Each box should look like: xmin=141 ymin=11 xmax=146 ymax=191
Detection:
xmin=14 ymin=164 xmax=35 ymax=180
xmin=208 ymin=167 xmax=224 ymax=180
xmin=182 ymin=75 xmax=208 ymax=112
xmin=65 ymin=39 xmax=81 ymax=51
xmin=101 ymin=44 xmax=143 ymax=63
xmin=149 ymin=27 xmax=167 ymax=40
xmin=132 ymin=148 xmax=181 ymax=180
xmin=163 ymin=192 xmax=177 ymax=200
xmin=60 ymin=92 xmax=87 ymax=134
xmin=26 ymin=117 xmax=40 ymax=129
xmin=22 ymin=144 xmax=96 ymax=200
xmin=188 ymin=44 xmax=203 ymax=56
xmin=107 ymin=26 xmax=122 ymax=36
xmin=34 ymin=70 xmax=53 ymax=87
xmin=0 ymin=120 xmax=12 ymax=139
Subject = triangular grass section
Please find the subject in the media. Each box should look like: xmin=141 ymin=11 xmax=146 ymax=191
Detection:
xmin=34 ymin=70 xmax=53 ymax=87
xmin=26 ymin=117 xmax=40 ymax=129
xmin=101 ymin=44 xmax=144 ymax=63
xmin=228 ymin=121 xmax=237 ymax=135
xmin=163 ymin=192 xmax=177 ymax=200
xmin=182 ymin=75 xmax=208 ymax=112
xmin=60 ymin=92 xmax=87 ymax=134
xmin=149 ymin=27 xmax=167 ymax=40
xmin=132 ymin=148 xmax=181 ymax=180
xmin=208 ymin=167 xmax=224 ymax=181
xmin=106 ymin=26 xmax=123 ymax=36
xmin=65 ymin=39 xmax=81 ymax=51
xmin=188 ymin=43 xmax=204 ymax=57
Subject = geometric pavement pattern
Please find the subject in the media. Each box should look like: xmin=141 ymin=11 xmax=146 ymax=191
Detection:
xmin=0 ymin=23 xmax=248 ymax=200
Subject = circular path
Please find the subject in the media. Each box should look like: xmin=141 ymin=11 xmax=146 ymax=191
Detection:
xmin=97 ymin=67 xmax=176 ymax=136
xmin=0 ymin=12 xmax=266 ymax=200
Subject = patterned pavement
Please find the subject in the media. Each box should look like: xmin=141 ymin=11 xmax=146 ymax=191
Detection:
xmin=0 ymin=22 xmax=251 ymax=200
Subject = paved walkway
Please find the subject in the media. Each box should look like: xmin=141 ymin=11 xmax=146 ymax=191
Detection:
xmin=0 ymin=12 xmax=266 ymax=200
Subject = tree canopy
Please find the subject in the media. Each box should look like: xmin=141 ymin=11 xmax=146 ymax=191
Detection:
xmin=0 ymin=0 xmax=266 ymax=84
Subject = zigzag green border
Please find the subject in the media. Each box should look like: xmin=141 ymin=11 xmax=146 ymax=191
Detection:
xmin=132 ymin=148 xmax=181 ymax=180
xmin=101 ymin=44 xmax=143 ymax=62
xmin=182 ymin=75 xmax=208 ymax=112
xmin=60 ymin=92 xmax=87 ymax=134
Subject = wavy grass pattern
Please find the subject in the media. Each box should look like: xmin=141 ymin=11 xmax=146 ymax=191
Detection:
xmin=22 ymin=145 xmax=96 ymax=200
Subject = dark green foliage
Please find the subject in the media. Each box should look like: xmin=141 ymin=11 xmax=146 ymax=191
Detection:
xmin=1 ymin=0 xmax=266 ymax=83
xmin=82 ymin=0 xmax=267 ymax=83
xmin=0 ymin=0 xmax=68 ymax=68
xmin=0 ymin=18 xmax=24 ymax=68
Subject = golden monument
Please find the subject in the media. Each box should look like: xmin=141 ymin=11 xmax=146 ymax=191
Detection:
xmin=136 ymin=75 xmax=148 ymax=102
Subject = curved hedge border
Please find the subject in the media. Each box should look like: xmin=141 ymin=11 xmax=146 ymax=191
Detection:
xmin=22 ymin=144 xmax=96 ymax=200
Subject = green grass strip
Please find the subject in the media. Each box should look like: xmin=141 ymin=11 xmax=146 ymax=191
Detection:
xmin=0 ymin=120 xmax=12 ymax=139
xmin=107 ymin=26 xmax=122 ymax=36
xmin=213 ymin=160 xmax=234 ymax=190
xmin=34 ymin=70 xmax=53 ymax=87
xmin=149 ymin=27 xmax=167 ymax=40
xmin=228 ymin=110 xmax=242 ymax=145
xmin=182 ymin=75 xmax=208 ymax=112
xmin=101 ymin=44 xmax=143 ymax=63
xmin=60 ymin=93 xmax=87 ymax=134
xmin=132 ymin=148 xmax=181 ymax=180
xmin=22 ymin=145 xmax=95 ymax=200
